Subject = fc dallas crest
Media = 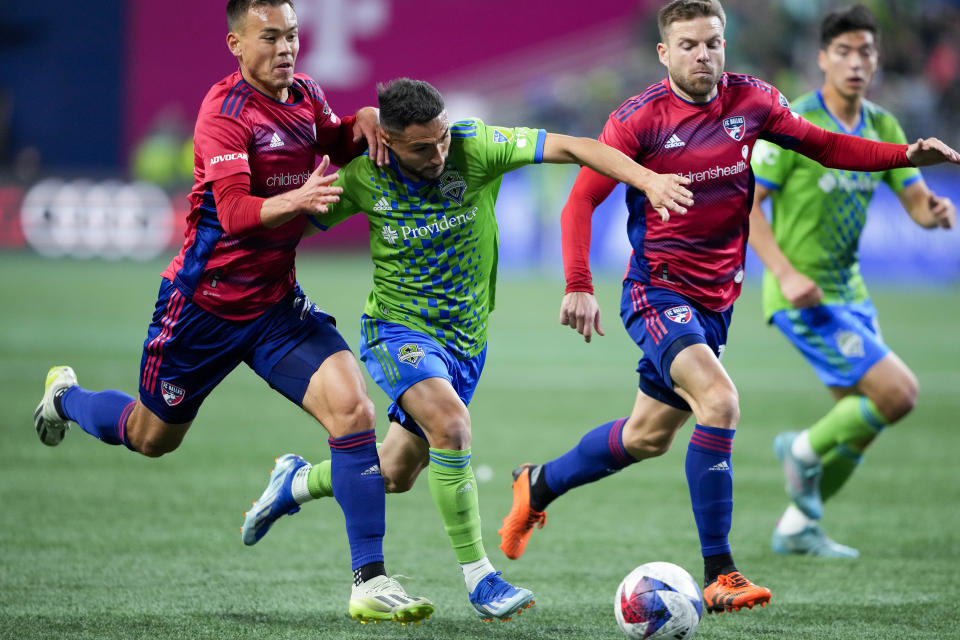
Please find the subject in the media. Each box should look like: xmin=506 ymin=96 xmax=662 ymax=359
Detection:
xmin=161 ymin=380 xmax=186 ymax=406
xmin=722 ymin=116 xmax=745 ymax=141
xmin=664 ymin=305 xmax=693 ymax=324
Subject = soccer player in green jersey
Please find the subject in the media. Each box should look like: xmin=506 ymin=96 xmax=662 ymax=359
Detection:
xmin=240 ymin=78 xmax=692 ymax=620
xmin=749 ymin=4 xmax=956 ymax=558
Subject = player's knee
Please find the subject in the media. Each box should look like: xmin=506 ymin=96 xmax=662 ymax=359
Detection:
xmin=625 ymin=432 xmax=673 ymax=459
xmin=135 ymin=435 xmax=181 ymax=458
xmin=873 ymin=374 xmax=919 ymax=424
xmin=695 ymin=382 xmax=739 ymax=428
xmin=383 ymin=469 xmax=417 ymax=493
xmin=428 ymin=408 xmax=472 ymax=450
xmin=621 ymin=418 xmax=678 ymax=459
xmin=332 ymin=395 xmax=377 ymax=434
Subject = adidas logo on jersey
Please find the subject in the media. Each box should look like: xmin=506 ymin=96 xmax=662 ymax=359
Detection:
xmin=664 ymin=134 xmax=685 ymax=149
xmin=373 ymin=197 xmax=391 ymax=212
xmin=708 ymin=460 xmax=730 ymax=471
xmin=269 ymin=132 xmax=284 ymax=148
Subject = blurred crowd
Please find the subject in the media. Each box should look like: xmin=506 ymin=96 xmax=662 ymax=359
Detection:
xmin=504 ymin=0 xmax=960 ymax=146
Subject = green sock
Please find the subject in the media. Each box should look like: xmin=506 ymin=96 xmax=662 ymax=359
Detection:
xmin=820 ymin=443 xmax=864 ymax=502
xmin=428 ymin=447 xmax=485 ymax=564
xmin=306 ymin=459 xmax=333 ymax=499
xmin=808 ymin=395 xmax=887 ymax=457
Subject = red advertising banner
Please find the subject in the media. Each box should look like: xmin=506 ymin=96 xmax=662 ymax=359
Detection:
xmin=126 ymin=0 xmax=650 ymax=150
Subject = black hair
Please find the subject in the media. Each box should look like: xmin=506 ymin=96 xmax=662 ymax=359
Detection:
xmin=377 ymin=78 xmax=446 ymax=132
xmin=820 ymin=4 xmax=878 ymax=49
xmin=227 ymin=0 xmax=294 ymax=32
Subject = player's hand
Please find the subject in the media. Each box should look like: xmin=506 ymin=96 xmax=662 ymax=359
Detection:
xmin=780 ymin=270 xmax=823 ymax=308
xmin=559 ymin=291 xmax=604 ymax=343
xmin=298 ymin=155 xmax=342 ymax=214
xmin=928 ymin=193 xmax=955 ymax=229
xmin=355 ymin=107 xmax=388 ymax=167
xmin=645 ymin=173 xmax=693 ymax=222
xmin=905 ymin=138 xmax=960 ymax=167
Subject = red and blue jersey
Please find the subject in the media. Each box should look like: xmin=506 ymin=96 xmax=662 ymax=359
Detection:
xmin=162 ymin=70 xmax=361 ymax=320
xmin=562 ymin=73 xmax=910 ymax=312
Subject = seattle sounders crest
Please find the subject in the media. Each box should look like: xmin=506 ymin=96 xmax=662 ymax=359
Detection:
xmin=439 ymin=170 xmax=467 ymax=205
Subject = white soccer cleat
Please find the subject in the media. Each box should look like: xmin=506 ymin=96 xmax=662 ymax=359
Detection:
xmin=349 ymin=575 xmax=435 ymax=624
xmin=34 ymin=365 xmax=78 ymax=446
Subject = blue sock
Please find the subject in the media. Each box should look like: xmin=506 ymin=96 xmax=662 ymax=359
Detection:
xmin=329 ymin=430 xmax=385 ymax=571
xmin=59 ymin=386 xmax=136 ymax=449
xmin=543 ymin=418 xmax=636 ymax=496
xmin=685 ymin=424 xmax=735 ymax=557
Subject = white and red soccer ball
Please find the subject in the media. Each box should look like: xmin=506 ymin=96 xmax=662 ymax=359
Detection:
xmin=614 ymin=561 xmax=703 ymax=640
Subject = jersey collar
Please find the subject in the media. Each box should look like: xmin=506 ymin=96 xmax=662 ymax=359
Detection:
xmin=816 ymin=89 xmax=865 ymax=136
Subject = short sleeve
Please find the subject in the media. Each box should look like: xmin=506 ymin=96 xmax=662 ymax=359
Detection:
xmin=471 ymin=119 xmax=545 ymax=177
xmin=877 ymin=115 xmax=921 ymax=193
xmin=195 ymin=112 xmax=252 ymax=183
xmin=759 ymin=85 xmax=817 ymax=151
xmin=751 ymin=139 xmax=795 ymax=191
xmin=598 ymin=115 xmax=643 ymax=158
xmin=308 ymin=166 xmax=361 ymax=231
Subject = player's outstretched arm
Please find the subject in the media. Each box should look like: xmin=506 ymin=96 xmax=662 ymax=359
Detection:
xmin=542 ymin=133 xmax=693 ymax=221
xmin=898 ymin=181 xmax=956 ymax=230
xmin=905 ymin=138 xmax=960 ymax=167
xmin=748 ymin=185 xmax=823 ymax=308
xmin=259 ymin=155 xmax=342 ymax=228
xmin=559 ymin=291 xmax=604 ymax=343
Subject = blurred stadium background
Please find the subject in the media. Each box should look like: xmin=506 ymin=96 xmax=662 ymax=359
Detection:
xmin=2 ymin=2 xmax=959 ymax=639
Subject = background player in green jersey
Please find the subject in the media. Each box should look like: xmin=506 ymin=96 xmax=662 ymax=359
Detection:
xmin=749 ymin=4 xmax=956 ymax=558
xmin=241 ymin=78 xmax=692 ymax=620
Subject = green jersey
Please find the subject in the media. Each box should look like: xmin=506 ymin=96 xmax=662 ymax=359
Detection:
xmin=313 ymin=118 xmax=546 ymax=358
xmin=751 ymin=90 xmax=920 ymax=321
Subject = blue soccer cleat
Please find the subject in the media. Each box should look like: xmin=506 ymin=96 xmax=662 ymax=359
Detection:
xmin=774 ymin=431 xmax=824 ymax=520
xmin=242 ymin=453 xmax=308 ymax=546
xmin=772 ymin=525 xmax=860 ymax=559
xmin=468 ymin=571 xmax=534 ymax=622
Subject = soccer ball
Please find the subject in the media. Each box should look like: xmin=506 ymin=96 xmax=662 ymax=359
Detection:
xmin=614 ymin=561 xmax=703 ymax=640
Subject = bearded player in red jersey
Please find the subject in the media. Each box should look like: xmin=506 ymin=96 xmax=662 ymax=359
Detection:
xmin=32 ymin=0 xmax=434 ymax=624
xmin=499 ymin=0 xmax=960 ymax=614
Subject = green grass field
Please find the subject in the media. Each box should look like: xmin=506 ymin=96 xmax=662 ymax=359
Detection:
xmin=1 ymin=252 xmax=958 ymax=640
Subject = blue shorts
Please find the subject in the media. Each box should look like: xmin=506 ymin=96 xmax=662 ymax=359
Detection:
xmin=771 ymin=301 xmax=889 ymax=388
xmin=359 ymin=315 xmax=486 ymax=439
xmin=138 ymin=279 xmax=350 ymax=423
xmin=620 ymin=280 xmax=732 ymax=412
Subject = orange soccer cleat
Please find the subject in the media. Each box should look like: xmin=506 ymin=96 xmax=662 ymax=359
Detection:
xmin=498 ymin=464 xmax=547 ymax=560
xmin=703 ymin=571 xmax=772 ymax=614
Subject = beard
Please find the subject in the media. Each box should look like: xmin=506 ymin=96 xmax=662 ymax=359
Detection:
xmin=396 ymin=156 xmax=445 ymax=182
xmin=671 ymin=66 xmax=722 ymax=101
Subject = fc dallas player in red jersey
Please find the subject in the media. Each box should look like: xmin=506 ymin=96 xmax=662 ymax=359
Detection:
xmin=500 ymin=0 xmax=960 ymax=614
xmin=33 ymin=0 xmax=435 ymax=624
